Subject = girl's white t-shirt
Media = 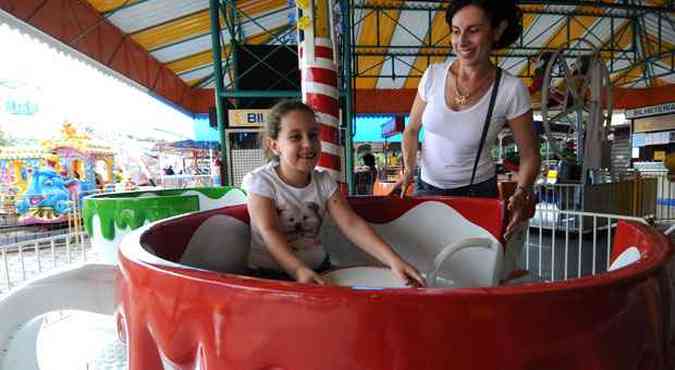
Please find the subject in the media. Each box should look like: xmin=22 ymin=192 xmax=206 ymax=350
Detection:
xmin=418 ymin=62 xmax=532 ymax=189
xmin=242 ymin=162 xmax=338 ymax=271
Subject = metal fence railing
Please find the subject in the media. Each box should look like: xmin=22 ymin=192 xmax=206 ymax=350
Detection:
xmin=1 ymin=171 xmax=673 ymax=295
xmin=156 ymin=174 xmax=217 ymax=189
xmin=0 ymin=208 xmax=655 ymax=296
xmin=523 ymin=208 xmax=648 ymax=282
xmin=532 ymin=170 xmax=675 ymax=230
xmin=639 ymin=170 xmax=675 ymax=221
xmin=0 ymin=232 xmax=93 ymax=295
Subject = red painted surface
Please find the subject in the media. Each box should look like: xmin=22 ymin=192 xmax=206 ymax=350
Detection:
xmin=118 ymin=197 xmax=674 ymax=370
xmin=303 ymin=67 xmax=338 ymax=86
xmin=305 ymin=92 xmax=340 ymax=118
xmin=610 ymin=221 xmax=673 ymax=266
xmin=178 ymin=83 xmax=675 ymax=115
xmin=301 ymin=37 xmax=341 ymax=174
xmin=317 ymin=152 xmax=341 ymax=172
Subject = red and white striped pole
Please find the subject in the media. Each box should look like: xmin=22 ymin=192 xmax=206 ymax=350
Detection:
xmin=296 ymin=0 xmax=343 ymax=182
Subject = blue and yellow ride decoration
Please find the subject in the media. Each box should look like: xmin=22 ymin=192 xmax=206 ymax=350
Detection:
xmin=0 ymin=122 xmax=115 ymax=224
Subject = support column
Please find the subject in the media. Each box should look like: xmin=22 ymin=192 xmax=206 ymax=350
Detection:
xmin=342 ymin=0 xmax=355 ymax=194
xmin=209 ymin=0 xmax=230 ymax=186
xmin=297 ymin=0 xmax=343 ymax=182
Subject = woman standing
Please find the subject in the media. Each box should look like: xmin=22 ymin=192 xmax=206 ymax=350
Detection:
xmin=398 ymin=0 xmax=540 ymax=238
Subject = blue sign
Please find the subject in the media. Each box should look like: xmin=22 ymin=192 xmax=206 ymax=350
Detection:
xmin=4 ymin=98 xmax=39 ymax=116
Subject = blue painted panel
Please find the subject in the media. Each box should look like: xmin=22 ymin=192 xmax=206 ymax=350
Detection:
xmin=354 ymin=115 xmax=424 ymax=143
xmin=193 ymin=114 xmax=219 ymax=142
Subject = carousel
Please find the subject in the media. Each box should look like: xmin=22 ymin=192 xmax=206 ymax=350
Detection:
xmin=0 ymin=122 xmax=114 ymax=224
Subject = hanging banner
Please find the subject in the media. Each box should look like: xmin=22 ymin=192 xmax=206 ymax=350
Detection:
xmin=227 ymin=109 xmax=271 ymax=127
xmin=381 ymin=116 xmax=404 ymax=138
xmin=633 ymin=114 xmax=675 ymax=133
xmin=625 ymin=102 xmax=675 ymax=119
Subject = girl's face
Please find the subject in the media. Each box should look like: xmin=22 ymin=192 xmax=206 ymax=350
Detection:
xmin=270 ymin=110 xmax=321 ymax=178
xmin=451 ymin=5 xmax=500 ymax=66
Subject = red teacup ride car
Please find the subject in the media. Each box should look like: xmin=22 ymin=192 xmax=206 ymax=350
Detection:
xmin=116 ymin=195 xmax=674 ymax=370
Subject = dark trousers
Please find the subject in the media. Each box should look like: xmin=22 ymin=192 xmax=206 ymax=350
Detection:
xmin=414 ymin=176 xmax=498 ymax=198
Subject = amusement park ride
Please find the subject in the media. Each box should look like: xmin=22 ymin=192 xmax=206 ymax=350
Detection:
xmin=0 ymin=122 xmax=114 ymax=225
xmin=507 ymin=40 xmax=632 ymax=218
xmin=502 ymin=39 xmax=613 ymax=186
xmin=536 ymin=39 xmax=613 ymax=186
xmin=0 ymin=2 xmax=673 ymax=370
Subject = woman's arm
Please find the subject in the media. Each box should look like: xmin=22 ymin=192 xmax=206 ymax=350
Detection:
xmin=505 ymin=110 xmax=541 ymax=237
xmin=247 ymin=193 xmax=326 ymax=284
xmin=508 ymin=110 xmax=540 ymax=189
xmin=396 ymin=93 xmax=427 ymax=194
xmin=326 ymin=191 xmax=425 ymax=286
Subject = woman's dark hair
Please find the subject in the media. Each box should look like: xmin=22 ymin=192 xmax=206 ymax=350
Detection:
xmin=262 ymin=100 xmax=316 ymax=161
xmin=445 ymin=0 xmax=523 ymax=49
xmin=362 ymin=153 xmax=376 ymax=169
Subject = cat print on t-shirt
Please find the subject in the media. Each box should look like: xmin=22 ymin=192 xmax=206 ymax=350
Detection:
xmin=276 ymin=202 xmax=323 ymax=251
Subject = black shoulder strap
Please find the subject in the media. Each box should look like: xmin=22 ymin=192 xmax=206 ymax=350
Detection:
xmin=469 ymin=67 xmax=502 ymax=186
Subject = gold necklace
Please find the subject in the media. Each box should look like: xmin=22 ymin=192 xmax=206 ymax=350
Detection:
xmin=452 ymin=66 xmax=493 ymax=106
xmin=454 ymin=81 xmax=470 ymax=106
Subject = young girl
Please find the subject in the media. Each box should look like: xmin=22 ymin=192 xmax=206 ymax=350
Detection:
xmin=242 ymin=101 xmax=425 ymax=286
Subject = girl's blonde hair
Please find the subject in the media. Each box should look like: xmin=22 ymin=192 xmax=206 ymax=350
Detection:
xmin=262 ymin=100 xmax=316 ymax=161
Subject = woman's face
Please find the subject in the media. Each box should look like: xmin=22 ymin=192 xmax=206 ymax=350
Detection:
xmin=451 ymin=5 xmax=498 ymax=66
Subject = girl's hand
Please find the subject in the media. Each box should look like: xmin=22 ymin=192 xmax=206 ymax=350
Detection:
xmin=294 ymin=266 xmax=328 ymax=285
xmin=389 ymin=258 xmax=426 ymax=287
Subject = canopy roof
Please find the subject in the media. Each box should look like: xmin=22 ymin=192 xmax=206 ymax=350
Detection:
xmin=1 ymin=1 xmax=673 ymax=113
xmin=154 ymin=139 xmax=221 ymax=152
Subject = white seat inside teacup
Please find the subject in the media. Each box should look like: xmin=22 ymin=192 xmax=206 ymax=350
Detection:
xmin=608 ymin=246 xmax=640 ymax=272
xmin=323 ymin=267 xmax=407 ymax=288
xmin=428 ymin=237 xmax=503 ymax=288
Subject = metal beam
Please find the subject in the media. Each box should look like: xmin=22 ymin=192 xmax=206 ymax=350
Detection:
xmin=354 ymin=2 xmax=403 ymax=88
xmin=516 ymin=1 xmax=673 ymax=13
xmin=353 ymin=1 xmax=665 ymax=17
xmin=150 ymin=6 xmax=292 ymax=54
xmin=354 ymin=46 xmax=637 ymax=57
xmin=611 ymin=50 xmax=675 ymax=85
xmin=100 ymin=0 xmax=151 ymax=16
xmin=218 ymin=90 xmax=301 ymax=98
xmin=402 ymin=9 xmax=448 ymax=89
xmin=342 ymin=0 xmax=355 ymax=194
xmin=209 ymin=0 xmax=230 ymax=186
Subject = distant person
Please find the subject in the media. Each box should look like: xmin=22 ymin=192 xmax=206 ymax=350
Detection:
xmin=355 ymin=153 xmax=378 ymax=195
xmin=95 ymin=173 xmax=103 ymax=189
xmin=242 ymin=100 xmax=424 ymax=286
xmin=164 ymin=166 xmax=175 ymax=175
xmin=362 ymin=153 xmax=377 ymax=173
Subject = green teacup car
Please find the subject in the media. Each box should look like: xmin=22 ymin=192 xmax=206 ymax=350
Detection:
xmin=82 ymin=186 xmax=246 ymax=264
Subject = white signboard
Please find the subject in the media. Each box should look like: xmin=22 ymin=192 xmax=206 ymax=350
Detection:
xmin=227 ymin=109 xmax=271 ymax=127
xmin=625 ymin=102 xmax=675 ymax=119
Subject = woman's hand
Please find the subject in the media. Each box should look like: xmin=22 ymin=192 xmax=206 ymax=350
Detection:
xmin=389 ymin=258 xmax=426 ymax=287
xmin=393 ymin=169 xmax=415 ymax=198
xmin=505 ymin=188 xmax=533 ymax=240
xmin=293 ymin=266 xmax=328 ymax=285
